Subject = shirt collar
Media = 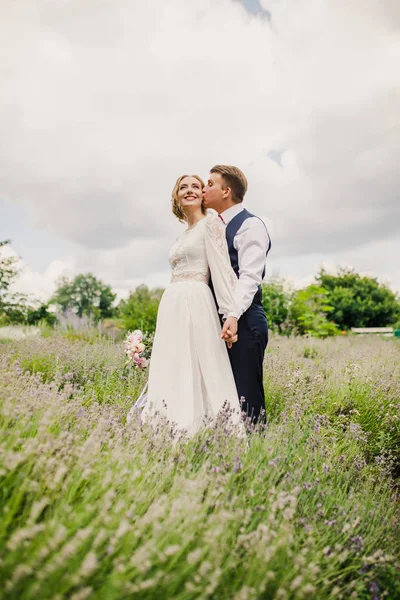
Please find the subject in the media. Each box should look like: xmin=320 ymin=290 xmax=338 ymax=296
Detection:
xmin=220 ymin=203 xmax=244 ymax=225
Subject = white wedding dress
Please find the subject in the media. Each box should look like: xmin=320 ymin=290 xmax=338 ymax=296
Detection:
xmin=130 ymin=213 xmax=243 ymax=436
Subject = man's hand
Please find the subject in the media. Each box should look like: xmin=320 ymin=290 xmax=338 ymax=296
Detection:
xmin=221 ymin=316 xmax=238 ymax=348
xmin=225 ymin=331 xmax=238 ymax=349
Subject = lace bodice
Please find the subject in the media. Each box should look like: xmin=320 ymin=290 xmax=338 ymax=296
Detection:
xmin=168 ymin=213 xmax=238 ymax=318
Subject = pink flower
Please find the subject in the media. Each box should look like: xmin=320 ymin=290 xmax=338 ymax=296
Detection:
xmin=129 ymin=330 xmax=142 ymax=344
xmin=124 ymin=330 xmax=148 ymax=368
xmin=132 ymin=354 xmax=148 ymax=369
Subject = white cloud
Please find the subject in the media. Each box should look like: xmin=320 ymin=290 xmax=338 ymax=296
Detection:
xmin=13 ymin=259 xmax=75 ymax=301
xmin=1 ymin=0 xmax=399 ymax=294
xmin=0 ymin=243 xmax=73 ymax=301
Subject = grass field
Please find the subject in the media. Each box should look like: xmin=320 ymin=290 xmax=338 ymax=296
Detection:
xmin=0 ymin=332 xmax=399 ymax=599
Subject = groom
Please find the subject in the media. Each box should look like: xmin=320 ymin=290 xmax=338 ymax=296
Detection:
xmin=203 ymin=165 xmax=271 ymax=424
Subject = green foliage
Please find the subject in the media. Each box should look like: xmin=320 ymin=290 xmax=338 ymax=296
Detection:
xmin=0 ymin=240 xmax=28 ymax=323
xmin=118 ymin=284 xmax=164 ymax=334
xmin=317 ymin=267 xmax=400 ymax=329
xmin=263 ymin=270 xmax=400 ymax=336
xmin=5 ymin=336 xmax=147 ymax=405
xmin=1 ymin=294 xmax=33 ymax=326
xmin=1 ymin=241 xmax=57 ymax=327
xmin=262 ymin=278 xmax=289 ymax=334
xmin=99 ymin=318 xmax=126 ymax=341
xmin=0 ymin=240 xmax=19 ymax=309
xmin=27 ymin=303 xmax=57 ymax=327
xmin=51 ymin=273 xmax=116 ymax=322
xmin=0 ymin=296 xmax=29 ymax=324
xmin=262 ymin=279 xmax=340 ymax=337
xmin=0 ymin=336 xmax=400 ymax=598
xmin=289 ymin=284 xmax=341 ymax=337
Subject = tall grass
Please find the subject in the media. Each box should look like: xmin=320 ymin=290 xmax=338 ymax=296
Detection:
xmin=0 ymin=334 xmax=399 ymax=599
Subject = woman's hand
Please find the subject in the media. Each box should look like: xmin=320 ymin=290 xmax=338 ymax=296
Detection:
xmin=220 ymin=317 xmax=238 ymax=348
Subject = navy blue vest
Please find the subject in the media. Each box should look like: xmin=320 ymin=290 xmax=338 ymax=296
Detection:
xmin=210 ymin=208 xmax=271 ymax=331
xmin=225 ymin=208 xmax=271 ymax=330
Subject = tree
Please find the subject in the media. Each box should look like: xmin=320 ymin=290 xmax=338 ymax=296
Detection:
xmin=50 ymin=273 xmax=116 ymax=321
xmin=118 ymin=285 xmax=164 ymax=334
xmin=27 ymin=304 xmax=57 ymax=327
xmin=317 ymin=268 xmax=400 ymax=329
xmin=0 ymin=240 xmax=30 ymax=324
xmin=262 ymin=278 xmax=290 ymax=334
xmin=0 ymin=240 xmax=20 ymax=314
xmin=289 ymin=284 xmax=340 ymax=337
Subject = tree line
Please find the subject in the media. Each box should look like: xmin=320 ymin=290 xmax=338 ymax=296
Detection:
xmin=1 ymin=239 xmax=399 ymax=337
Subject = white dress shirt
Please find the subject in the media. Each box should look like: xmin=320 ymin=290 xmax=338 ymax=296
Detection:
xmin=219 ymin=204 xmax=270 ymax=319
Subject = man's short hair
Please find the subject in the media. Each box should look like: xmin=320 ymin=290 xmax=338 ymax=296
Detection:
xmin=210 ymin=165 xmax=248 ymax=203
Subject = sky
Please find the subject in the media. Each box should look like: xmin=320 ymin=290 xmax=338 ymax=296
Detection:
xmin=1 ymin=0 xmax=399 ymax=303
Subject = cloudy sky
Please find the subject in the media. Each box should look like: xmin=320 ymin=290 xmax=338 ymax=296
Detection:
xmin=1 ymin=0 xmax=399 ymax=302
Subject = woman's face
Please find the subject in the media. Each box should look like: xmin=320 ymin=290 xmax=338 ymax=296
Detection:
xmin=177 ymin=176 xmax=203 ymax=211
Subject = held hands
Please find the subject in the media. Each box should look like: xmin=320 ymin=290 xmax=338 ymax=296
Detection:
xmin=220 ymin=316 xmax=238 ymax=349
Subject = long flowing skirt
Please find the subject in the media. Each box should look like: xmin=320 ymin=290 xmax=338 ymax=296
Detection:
xmin=139 ymin=281 xmax=242 ymax=436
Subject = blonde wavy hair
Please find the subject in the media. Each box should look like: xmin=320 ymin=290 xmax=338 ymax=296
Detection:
xmin=171 ymin=174 xmax=206 ymax=223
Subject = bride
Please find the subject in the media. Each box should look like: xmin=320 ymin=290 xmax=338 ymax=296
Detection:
xmin=128 ymin=174 xmax=243 ymax=436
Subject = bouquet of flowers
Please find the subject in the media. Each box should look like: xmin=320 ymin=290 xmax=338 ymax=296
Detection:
xmin=124 ymin=330 xmax=149 ymax=368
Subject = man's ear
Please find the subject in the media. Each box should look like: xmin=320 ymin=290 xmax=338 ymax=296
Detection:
xmin=222 ymin=186 xmax=231 ymax=200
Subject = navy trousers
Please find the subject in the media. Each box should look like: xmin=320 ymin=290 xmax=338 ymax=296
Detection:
xmin=227 ymin=315 xmax=268 ymax=424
